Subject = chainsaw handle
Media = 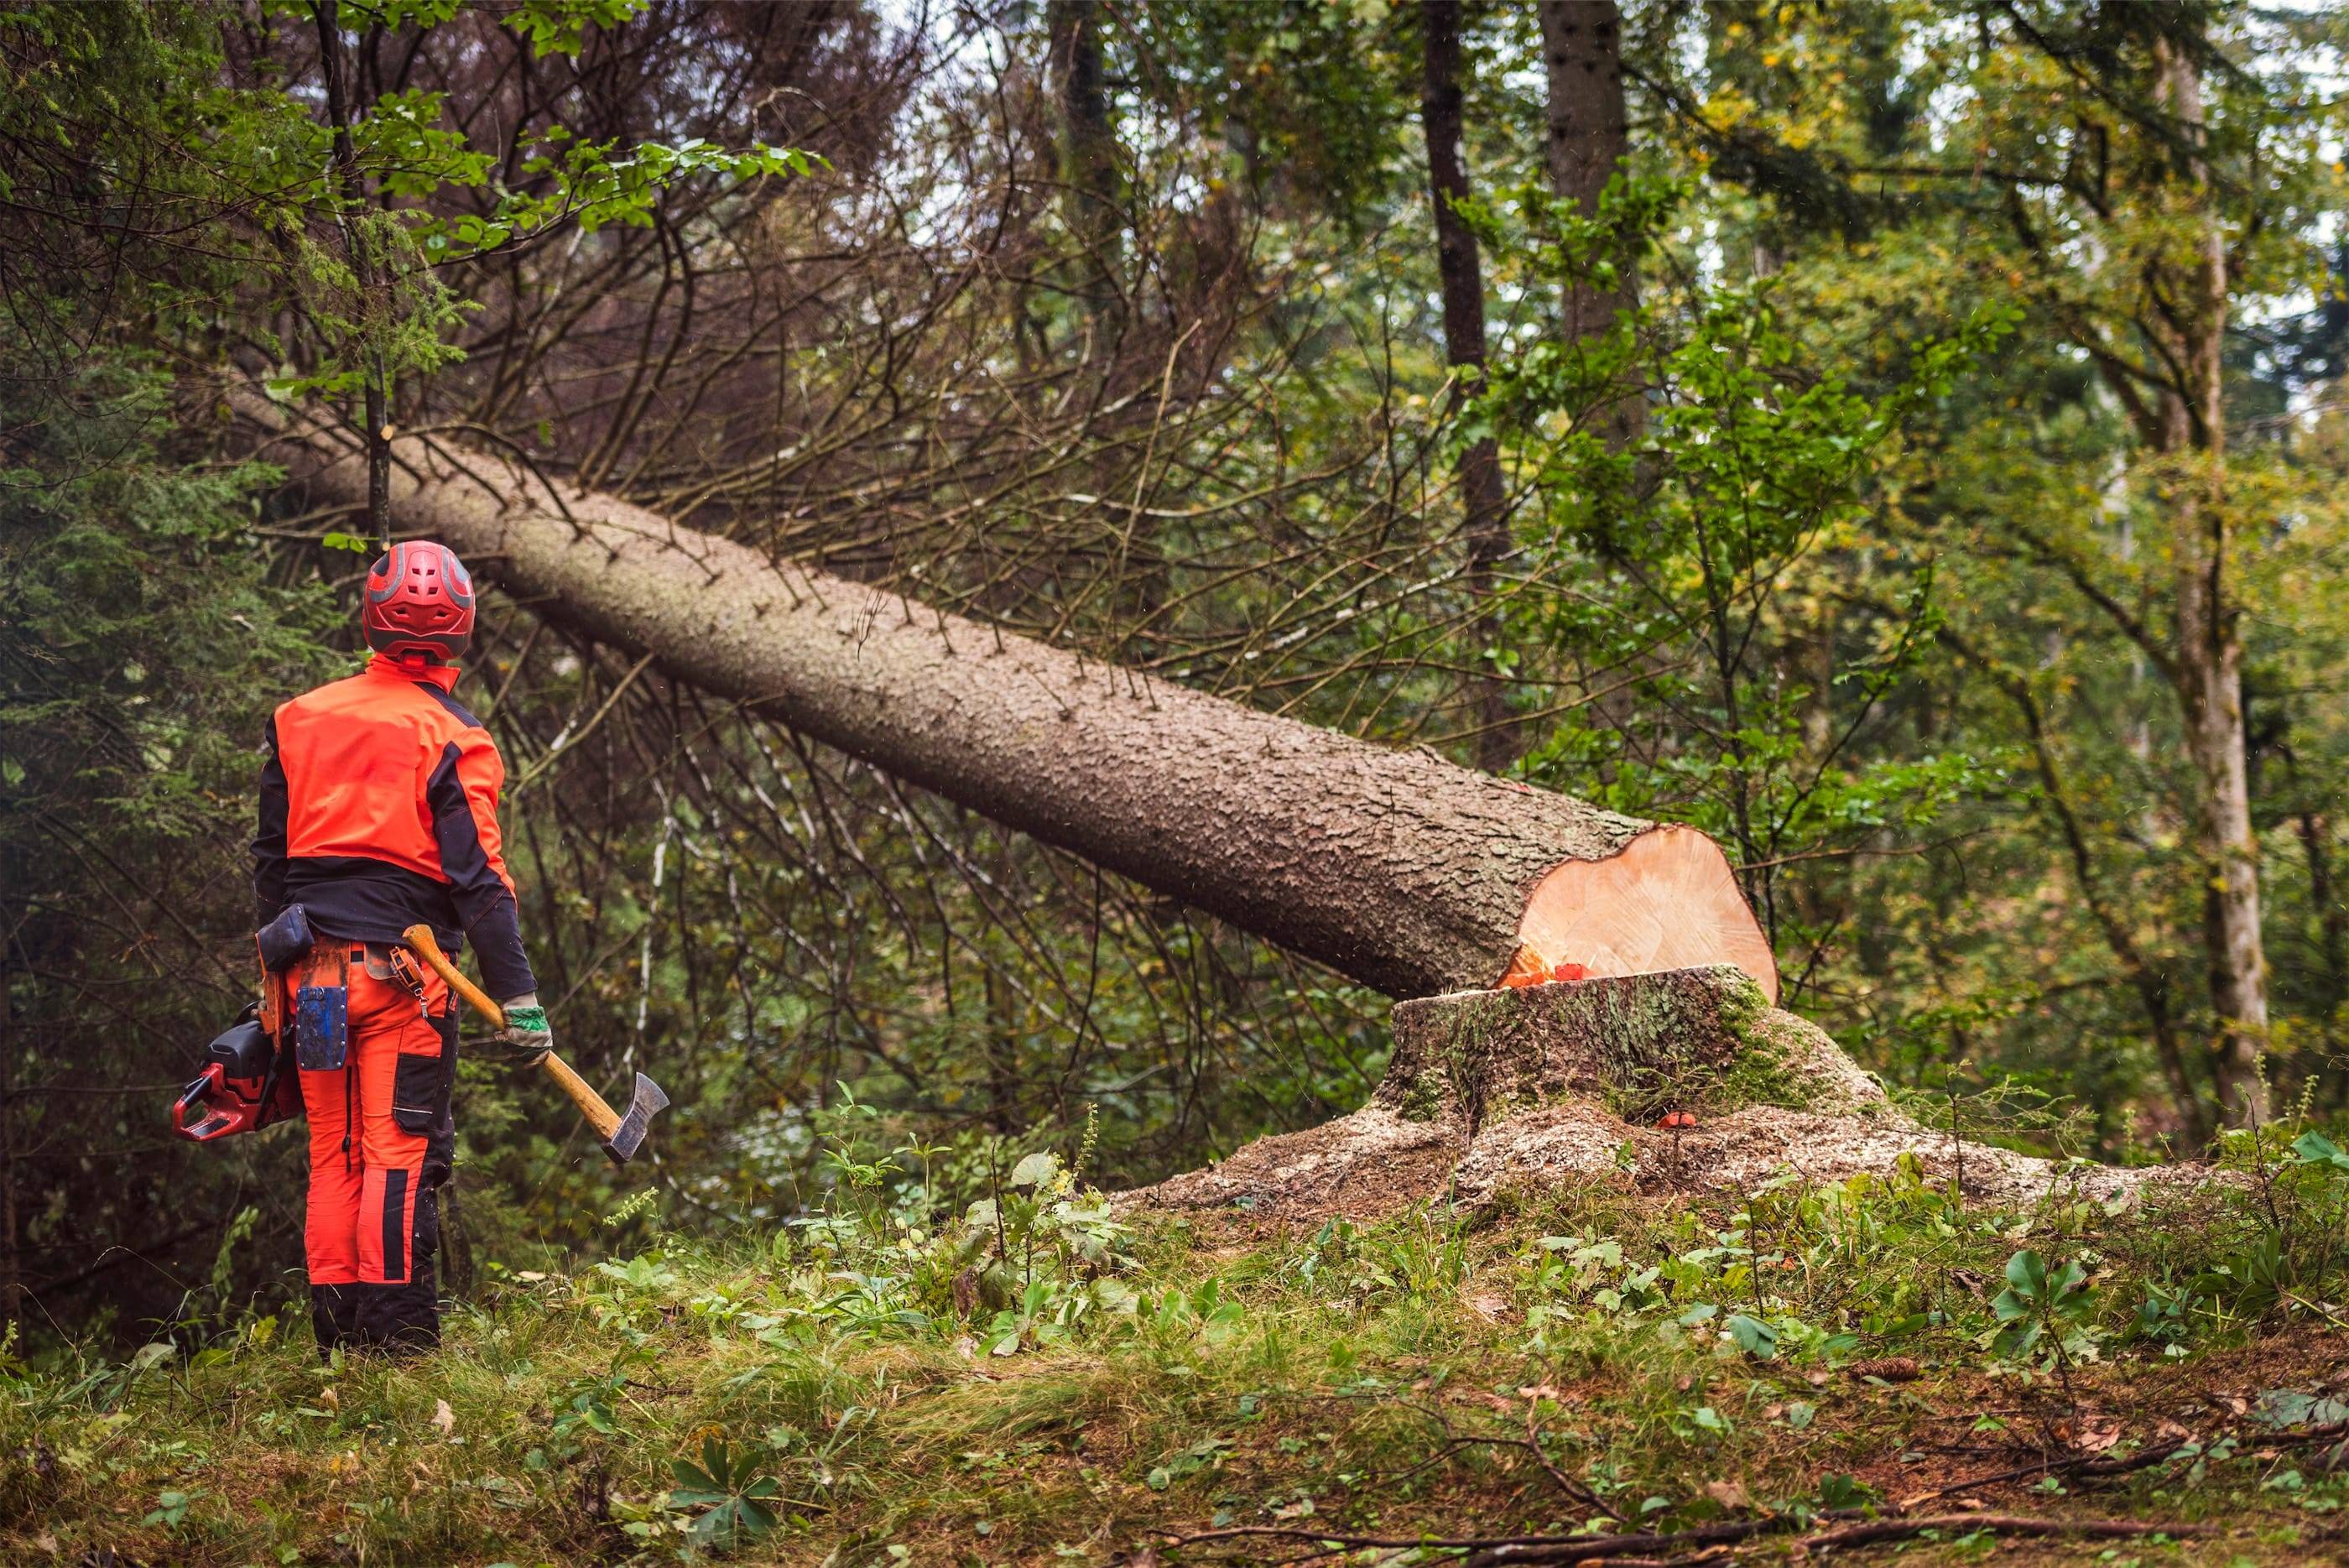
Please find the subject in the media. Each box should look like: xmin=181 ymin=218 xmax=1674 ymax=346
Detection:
xmin=399 ymin=925 xmax=505 ymax=1029
xmin=398 ymin=924 xmax=623 ymax=1142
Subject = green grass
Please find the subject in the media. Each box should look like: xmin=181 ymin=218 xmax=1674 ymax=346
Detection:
xmin=6 ymin=1142 xmax=2349 ymax=1565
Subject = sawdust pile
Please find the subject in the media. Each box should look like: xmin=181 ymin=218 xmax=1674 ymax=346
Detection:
xmin=1122 ymin=967 xmax=2201 ymax=1223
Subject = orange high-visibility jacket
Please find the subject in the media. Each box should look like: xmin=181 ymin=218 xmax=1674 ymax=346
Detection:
xmin=253 ymin=654 xmax=537 ymax=998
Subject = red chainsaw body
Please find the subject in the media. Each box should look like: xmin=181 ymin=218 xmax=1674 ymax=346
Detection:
xmin=173 ymin=1005 xmax=300 ymax=1143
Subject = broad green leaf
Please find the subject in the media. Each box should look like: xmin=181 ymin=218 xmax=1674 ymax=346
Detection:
xmin=2291 ymin=1132 xmax=2349 ymax=1170
xmin=1726 ymin=1314 xmax=1778 ymax=1360
xmin=1008 ymin=1151 xmax=1059 ymax=1190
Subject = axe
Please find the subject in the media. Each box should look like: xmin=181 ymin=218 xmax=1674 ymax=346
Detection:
xmin=401 ymin=925 xmax=670 ymax=1165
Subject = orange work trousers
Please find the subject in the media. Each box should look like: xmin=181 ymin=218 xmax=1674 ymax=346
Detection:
xmin=285 ymin=941 xmax=456 ymax=1353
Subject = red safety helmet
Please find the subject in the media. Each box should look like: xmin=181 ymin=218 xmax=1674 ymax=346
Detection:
xmin=363 ymin=541 xmax=476 ymax=664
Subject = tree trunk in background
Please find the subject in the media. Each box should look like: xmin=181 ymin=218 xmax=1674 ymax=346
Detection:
xmin=1045 ymin=0 xmax=1123 ymax=333
xmin=2154 ymin=35 xmax=2268 ymax=1128
xmin=310 ymin=0 xmax=391 ymax=551
xmin=1417 ymin=0 xmax=1517 ymax=774
xmin=983 ymin=958 xmax=1021 ymax=1135
xmin=1537 ymin=0 xmax=1643 ymax=445
xmin=241 ymin=392 xmax=1779 ymax=1006
xmin=0 ymin=966 xmax=18 ymax=1333
xmin=2298 ymin=811 xmax=2347 ymax=1024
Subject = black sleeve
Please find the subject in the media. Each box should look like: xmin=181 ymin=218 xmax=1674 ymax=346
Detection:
xmin=425 ymin=740 xmax=539 ymax=999
xmin=253 ymin=714 xmax=289 ymax=926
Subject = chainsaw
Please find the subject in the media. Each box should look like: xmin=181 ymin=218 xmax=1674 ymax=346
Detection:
xmin=172 ymin=1001 xmax=301 ymax=1142
xmin=171 ymin=903 xmax=312 ymax=1143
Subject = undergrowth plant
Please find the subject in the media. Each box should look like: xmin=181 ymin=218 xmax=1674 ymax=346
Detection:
xmin=3 ymin=1104 xmax=2346 ymax=1562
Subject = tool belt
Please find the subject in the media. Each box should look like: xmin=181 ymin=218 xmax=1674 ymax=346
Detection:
xmin=174 ymin=916 xmax=440 ymax=1147
xmin=256 ymin=903 xmax=314 ymax=973
xmin=284 ymin=940 xmax=435 ymax=1073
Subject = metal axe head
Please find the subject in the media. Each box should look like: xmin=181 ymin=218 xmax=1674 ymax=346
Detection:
xmin=599 ymin=1072 xmax=671 ymax=1165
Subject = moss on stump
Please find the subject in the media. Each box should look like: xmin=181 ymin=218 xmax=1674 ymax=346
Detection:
xmin=1381 ymin=965 xmax=1804 ymax=1129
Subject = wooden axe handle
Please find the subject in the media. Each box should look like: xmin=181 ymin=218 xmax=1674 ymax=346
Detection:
xmin=400 ymin=924 xmax=622 ymax=1141
xmin=401 ymin=924 xmax=505 ymax=1027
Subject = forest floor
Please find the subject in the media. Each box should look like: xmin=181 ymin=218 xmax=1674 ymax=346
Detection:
xmin=5 ymin=1144 xmax=2348 ymax=1566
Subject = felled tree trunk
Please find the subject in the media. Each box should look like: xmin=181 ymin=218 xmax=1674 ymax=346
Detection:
xmin=239 ymin=393 xmax=1775 ymax=1003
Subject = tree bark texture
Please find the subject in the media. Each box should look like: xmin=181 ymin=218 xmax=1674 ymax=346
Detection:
xmin=2154 ymin=34 xmax=2268 ymax=1125
xmin=1044 ymin=0 xmax=1123 ymax=330
xmin=1539 ymin=0 xmax=1643 ymax=451
xmin=2297 ymin=811 xmax=2346 ymax=1019
xmin=310 ymin=0 xmax=391 ymax=551
xmin=242 ymin=393 xmax=1777 ymax=1004
xmin=1538 ymin=0 xmax=1633 ymax=336
xmin=1417 ymin=0 xmax=1517 ymax=774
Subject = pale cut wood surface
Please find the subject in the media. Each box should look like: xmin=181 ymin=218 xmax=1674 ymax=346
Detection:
xmin=1513 ymin=825 xmax=1779 ymax=1003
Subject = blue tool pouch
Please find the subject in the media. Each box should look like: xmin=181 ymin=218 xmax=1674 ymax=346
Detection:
xmin=294 ymin=949 xmax=351 ymax=1072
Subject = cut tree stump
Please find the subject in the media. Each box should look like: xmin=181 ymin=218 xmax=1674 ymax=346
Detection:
xmin=1124 ymin=968 xmax=2176 ymax=1221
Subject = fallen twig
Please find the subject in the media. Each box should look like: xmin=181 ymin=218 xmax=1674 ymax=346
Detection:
xmin=1896 ymin=1417 xmax=2349 ymax=1512
xmin=1524 ymin=1393 xmax=1622 ymax=1520
xmin=1465 ymin=1513 xmax=2202 ymax=1565
xmin=1170 ymin=1420 xmax=2346 ymax=1562
xmin=1785 ymin=1513 xmax=2196 ymax=1555
xmin=1173 ymin=1509 xmax=2207 ymax=1565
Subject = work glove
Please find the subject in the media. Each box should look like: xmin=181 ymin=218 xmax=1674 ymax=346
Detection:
xmin=494 ymin=998 xmax=554 ymax=1067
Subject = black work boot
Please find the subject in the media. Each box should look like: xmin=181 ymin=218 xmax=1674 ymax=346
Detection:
xmin=310 ymin=1282 xmax=362 ymax=1360
xmin=355 ymin=1188 xmax=443 ymax=1354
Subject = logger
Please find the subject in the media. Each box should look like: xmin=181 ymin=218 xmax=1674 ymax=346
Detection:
xmin=227 ymin=538 xmax=560 ymax=1356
